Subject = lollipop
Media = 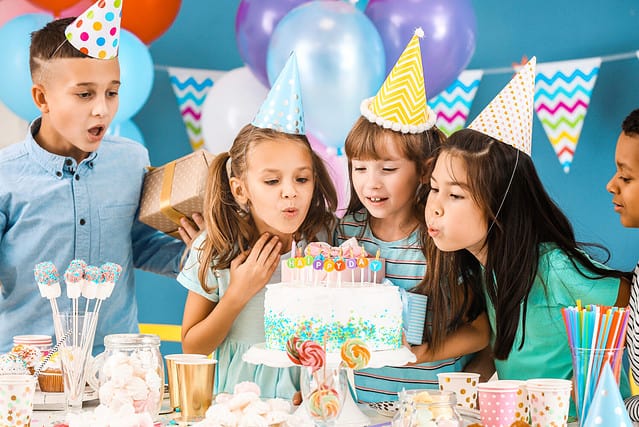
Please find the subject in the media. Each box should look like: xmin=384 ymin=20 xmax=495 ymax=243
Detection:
xmin=340 ymin=338 xmax=370 ymax=370
xmin=297 ymin=340 xmax=326 ymax=372
xmin=307 ymin=387 xmax=341 ymax=420
xmin=98 ymin=262 xmax=122 ymax=300
xmin=34 ymin=261 xmax=62 ymax=299
xmin=64 ymin=259 xmax=86 ymax=299
xmin=285 ymin=336 xmax=302 ymax=365
xmin=82 ymin=265 xmax=101 ymax=300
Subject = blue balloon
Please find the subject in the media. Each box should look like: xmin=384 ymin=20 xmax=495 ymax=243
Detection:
xmin=267 ymin=1 xmax=385 ymax=149
xmin=0 ymin=13 xmax=53 ymax=121
xmin=113 ymin=30 xmax=154 ymax=124
xmin=106 ymin=119 xmax=146 ymax=146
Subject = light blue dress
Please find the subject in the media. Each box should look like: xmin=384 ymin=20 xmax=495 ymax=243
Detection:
xmin=177 ymin=233 xmax=300 ymax=399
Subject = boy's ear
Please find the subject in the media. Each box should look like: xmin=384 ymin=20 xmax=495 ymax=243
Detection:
xmin=31 ymin=84 xmax=49 ymax=114
xmin=229 ymin=177 xmax=249 ymax=206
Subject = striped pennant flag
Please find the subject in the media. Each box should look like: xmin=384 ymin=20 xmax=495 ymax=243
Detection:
xmin=428 ymin=70 xmax=483 ymax=136
xmin=167 ymin=67 xmax=226 ymax=151
xmin=534 ymin=58 xmax=601 ymax=173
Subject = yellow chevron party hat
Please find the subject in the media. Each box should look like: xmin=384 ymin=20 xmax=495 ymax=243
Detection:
xmin=468 ymin=57 xmax=536 ymax=155
xmin=360 ymin=28 xmax=436 ymax=134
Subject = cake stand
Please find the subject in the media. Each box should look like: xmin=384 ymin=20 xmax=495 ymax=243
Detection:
xmin=243 ymin=343 xmax=416 ymax=426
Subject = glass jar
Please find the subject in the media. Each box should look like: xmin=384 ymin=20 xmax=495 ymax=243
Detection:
xmin=392 ymin=390 xmax=463 ymax=427
xmin=88 ymin=334 xmax=164 ymax=418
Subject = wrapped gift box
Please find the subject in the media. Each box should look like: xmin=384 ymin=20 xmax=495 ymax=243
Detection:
xmin=139 ymin=149 xmax=215 ymax=236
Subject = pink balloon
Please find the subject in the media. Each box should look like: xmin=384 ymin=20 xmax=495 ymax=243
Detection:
xmin=57 ymin=0 xmax=93 ymax=18
xmin=0 ymin=0 xmax=42 ymax=28
xmin=308 ymin=133 xmax=350 ymax=217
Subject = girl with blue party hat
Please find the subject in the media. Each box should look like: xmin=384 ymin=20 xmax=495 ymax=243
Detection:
xmin=178 ymin=54 xmax=337 ymax=400
xmin=335 ymin=29 xmax=490 ymax=404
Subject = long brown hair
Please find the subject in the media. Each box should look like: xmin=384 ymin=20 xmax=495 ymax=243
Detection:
xmin=341 ymin=116 xmax=446 ymax=241
xmin=419 ymin=128 xmax=627 ymax=358
xmin=197 ymin=124 xmax=337 ymax=290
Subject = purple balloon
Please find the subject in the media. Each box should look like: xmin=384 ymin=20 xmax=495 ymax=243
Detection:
xmin=235 ymin=0 xmax=310 ymax=87
xmin=366 ymin=0 xmax=476 ymax=97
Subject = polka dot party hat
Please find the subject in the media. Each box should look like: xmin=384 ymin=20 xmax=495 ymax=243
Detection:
xmin=582 ymin=364 xmax=631 ymax=427
xmin=360 ymin=27 xmax=436 ymax=134
xmin=65 ymin=0 xmax=122 ymax=59
xmin=468 ymin=57 xmax=536 ymax=155
xmin=252 ymin=52 xmax=305 ymax=135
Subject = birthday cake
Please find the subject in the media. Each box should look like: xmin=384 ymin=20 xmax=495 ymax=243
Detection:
xmin=265 ymin=240 xmax=402 ymax=353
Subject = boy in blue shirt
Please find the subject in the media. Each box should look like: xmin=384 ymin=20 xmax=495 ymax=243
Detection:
xmin=0 ymin=3 xmax=201 ymax=354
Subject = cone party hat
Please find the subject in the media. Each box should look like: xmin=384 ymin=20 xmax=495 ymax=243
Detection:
xmin=468 ymin=57 xmax=536 ymax=155
xmin=65 ymin=0 xmax=123 ymax=59
xmin=252 ymin=53 xmax=305 ymax=135
xmin=360 ymin=28 xmax=436 ymax=134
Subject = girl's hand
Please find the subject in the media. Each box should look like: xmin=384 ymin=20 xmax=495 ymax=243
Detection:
xmin=178 ymin=213 xmax=205 ymax=248
xmin=226 ymin=233 xmax=282 ymax=304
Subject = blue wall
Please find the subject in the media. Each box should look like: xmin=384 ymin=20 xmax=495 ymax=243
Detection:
xmin=134 ymin=0 xmax=639 ymax=354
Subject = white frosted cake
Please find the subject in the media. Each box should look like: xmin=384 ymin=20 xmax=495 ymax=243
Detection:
xmin=264 ymin=282 xmax=403 ymax=353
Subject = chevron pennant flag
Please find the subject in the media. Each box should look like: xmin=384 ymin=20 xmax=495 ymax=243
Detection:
xmin=428 ymin=70 xmax=484 ymax=136
xmin=167 ymin=67 xmax=226 ymax=151
xmin=534 ymin=57 xmax=601 ymax=173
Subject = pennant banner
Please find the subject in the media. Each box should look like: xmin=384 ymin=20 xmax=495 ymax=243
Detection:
xmin=428 ymin=70 xmax=483 ymax=136
xmin=167 ymin=67 xmax=226 ymax=151
xmin=534 ymin=57 xmax=601 ymax=173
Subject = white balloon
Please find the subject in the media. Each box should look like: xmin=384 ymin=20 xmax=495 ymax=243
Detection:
xmin=201 ymin=67 xmax=268 ymax=154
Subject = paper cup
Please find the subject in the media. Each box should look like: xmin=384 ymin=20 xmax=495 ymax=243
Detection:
xmin=526 ymin=378 xmax=571 ymax=427
xmin=477 ymin=380 xmax=519 ymax=427
xmin=437 ymin=372 xmax=480 ymax=410
xmin=165 ymin=353 xmax=209 ymax=410
xmin=0 ymin=374 xmax=37 ymax=426
xmin=176 ymin=358 xmax=217 ymax=422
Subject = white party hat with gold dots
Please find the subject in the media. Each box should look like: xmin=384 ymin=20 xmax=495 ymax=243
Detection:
xmin=469 ymin=57 xmax=536 ymax=155
xmin=65 ymin=0 xmax=123 ymax=59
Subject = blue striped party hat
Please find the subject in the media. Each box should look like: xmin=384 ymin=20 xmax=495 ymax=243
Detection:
xmin=252 ymin=53 xmax=305 ymax=135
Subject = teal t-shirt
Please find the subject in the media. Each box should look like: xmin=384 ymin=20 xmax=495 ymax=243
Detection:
xmin=485 ymin=243 xmax=630 ymax=410
xmin=335 ymin=211 xmax=470 ymax=403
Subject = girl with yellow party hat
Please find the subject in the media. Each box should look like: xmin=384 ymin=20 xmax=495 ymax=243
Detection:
xmin=421 ymin=58 xmax=631 ymax=408
xmin=335 ymin=29 xmax=490 ymax=404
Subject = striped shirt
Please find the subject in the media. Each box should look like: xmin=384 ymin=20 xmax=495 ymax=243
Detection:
xmin=335 ymin=211 xmax=469 ymax=403
xmin=625 ymin=262 xmax=639 ymax=420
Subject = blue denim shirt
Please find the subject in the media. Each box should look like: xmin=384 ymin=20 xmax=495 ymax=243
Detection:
xmin=0 ymin=119 xmax=185 ymax=353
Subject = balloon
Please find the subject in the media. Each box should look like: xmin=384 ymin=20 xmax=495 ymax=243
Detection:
xmin=106 ymin=119 xmax=145 ymax=146
xmin=0 ymin=100 xmax=29 ymax=150
xmin=122 ymin=0 xmax=181 ymax=45
xmin=0 ymin=0 xmax=43 ymax=28
xmin=26 ymin=0 xmax=80 ymax=16
xmin=365 ymin=0 xmax=476 ymax=97
xmin=235 ymin=0 xmax=310 ymax=88
xmin=0 ymin=13 xmax=52 ymax=121
xmin=113 ymin=30 xmax=154 ymax=124
xmin=57 ymin=0 xmax=93 ymax=18
xmin=267 ymin=1 xmax=385 ymax=149
xmin=308 ymin=133 xmax=350 ymax=216
xmin=201 ymin=67 xmax=268 ymax=154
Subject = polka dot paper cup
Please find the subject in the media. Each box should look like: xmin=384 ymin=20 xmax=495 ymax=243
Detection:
xmin=477 ymin=380 xmax=519 ymax=427
xmin=499 ymin=380 xmax=529 ymax=422
xmin=0 ymin=374 xmax=37 ymax=427
xmin=437 ymin=372 xmax=480 ymax=410
xmin=525 ymin=378 xmax=572 ymax=427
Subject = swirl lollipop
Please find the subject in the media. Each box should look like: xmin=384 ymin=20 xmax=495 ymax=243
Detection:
xmin=297 ymin=340 xmax=326 ymax=373
xmin=286 ymin=336 xmax=302 ymax=365
xmin=307 ymin=387 xmax=342 ymax=420
xmin=340 ymin=338 xmax=370 ymax=370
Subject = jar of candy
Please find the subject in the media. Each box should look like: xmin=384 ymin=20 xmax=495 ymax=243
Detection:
xmin=392 ymin=390 xmax=463 ymax=427
xmin=88 ymin=334 xmax=164 ymax=418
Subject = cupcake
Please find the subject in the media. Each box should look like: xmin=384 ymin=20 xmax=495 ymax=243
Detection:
xmin=11 ymin=344 xmax=42 ymax=374
xmin=0 ymin=353 xmax=29 ymax=375
xmin=37 ymin=352 xmax=63 ymax=393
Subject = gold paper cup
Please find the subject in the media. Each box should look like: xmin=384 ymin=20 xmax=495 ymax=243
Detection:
xmin=175 ymin=358 xmax=217 ymax=422
xmin=164 ymin=353 xmax=209 ymax=411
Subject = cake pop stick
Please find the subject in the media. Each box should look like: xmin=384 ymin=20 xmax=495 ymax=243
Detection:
xmin=64 ymin=259 xmax=86 ymax=348
xmin=80 ymin=265 xmax=100 ymax=350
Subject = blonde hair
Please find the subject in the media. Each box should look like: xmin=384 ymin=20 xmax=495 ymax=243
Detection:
xmin=197 ymin=124 xmax=337 ymax=290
